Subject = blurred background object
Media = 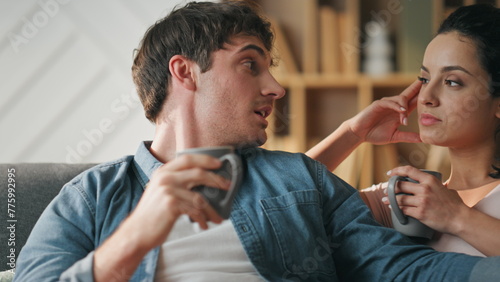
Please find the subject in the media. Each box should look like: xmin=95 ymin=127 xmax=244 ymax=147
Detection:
xmin=0 ymin=0 xmax=207 ymax=164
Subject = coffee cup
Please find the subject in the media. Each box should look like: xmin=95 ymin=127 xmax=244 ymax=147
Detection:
xmin=176 ymin=146 xmax=243 ymax=219
xmin=387 ymin=170 xmax=442 ymax=240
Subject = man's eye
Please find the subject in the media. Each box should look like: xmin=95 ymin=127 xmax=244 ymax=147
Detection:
xmin=418 ymin=76 xmax=429 ymax=84
xmin=244 ymin=61 xmax=255 ymax=70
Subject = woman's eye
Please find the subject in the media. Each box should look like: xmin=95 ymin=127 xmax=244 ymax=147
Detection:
xmin=418 ymin=76 xmax=429 ymax=84
xmin=445 ymin=79 xmax=461 ymax=87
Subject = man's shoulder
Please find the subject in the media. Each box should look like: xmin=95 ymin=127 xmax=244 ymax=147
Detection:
xmin=65 ymin=155 xmax=136 ymax=192
xmin=242 ymin=147 xmax=315 ymax=164
xmin=241 ymin=147 xmax=323 ymax=176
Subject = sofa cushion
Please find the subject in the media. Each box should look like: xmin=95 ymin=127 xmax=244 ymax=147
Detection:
xmin=0 ymin=163 xmax=96 ymax=271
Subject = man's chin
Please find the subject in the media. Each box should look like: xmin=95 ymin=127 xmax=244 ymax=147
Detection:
xmin=232 ymin=134 xmax=267 ymax=150
xmin=255 ymin=131 xmax=267 ymax=146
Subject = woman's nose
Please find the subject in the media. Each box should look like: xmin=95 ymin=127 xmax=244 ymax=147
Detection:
xmin=419 ymin=83 xmax=439 ymax=107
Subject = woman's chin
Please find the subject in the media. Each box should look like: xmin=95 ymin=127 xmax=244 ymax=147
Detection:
xmin=420 ymin=134 xmax=447 ymax=146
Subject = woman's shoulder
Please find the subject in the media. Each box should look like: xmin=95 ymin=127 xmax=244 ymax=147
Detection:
xmin=474 ymin=181 xmax=500 ymax=215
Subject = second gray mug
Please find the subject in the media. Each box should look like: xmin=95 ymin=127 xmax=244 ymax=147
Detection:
xmin=387 ymin=170 xmax=442 ymax=240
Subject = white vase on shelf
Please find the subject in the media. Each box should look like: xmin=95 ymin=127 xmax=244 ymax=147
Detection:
xmin=363 ymin=21 xmax=393 ymax=76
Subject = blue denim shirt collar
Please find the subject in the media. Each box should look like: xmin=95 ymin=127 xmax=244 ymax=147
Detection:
xmin=132 ymin=141 xmax=164 ymax=188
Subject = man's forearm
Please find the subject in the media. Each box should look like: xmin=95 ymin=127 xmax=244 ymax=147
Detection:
xmin=93 ymin=219 xmax=151 ymax=282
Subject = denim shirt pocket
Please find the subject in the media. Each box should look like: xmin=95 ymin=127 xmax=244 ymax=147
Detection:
xmin=260 ymin=190 xmax=336 ymax=278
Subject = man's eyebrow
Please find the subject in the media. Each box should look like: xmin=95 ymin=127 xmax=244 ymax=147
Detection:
xmin=420 ymin=65 xmax=473 ymax=76
xmin=238 ymin=44 xmax=276 ymax=66
xmin=238 ymin=44 xmax=266 ymax=57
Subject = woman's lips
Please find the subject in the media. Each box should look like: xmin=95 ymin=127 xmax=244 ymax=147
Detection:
xmin=420 ymin=113 xmax=441 ymax=126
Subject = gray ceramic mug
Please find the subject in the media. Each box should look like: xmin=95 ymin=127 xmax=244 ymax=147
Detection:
xmin=176 ymin=146 xmax=243 ymax=219
xmin=387 ymin=170 xmax=442 ymax=240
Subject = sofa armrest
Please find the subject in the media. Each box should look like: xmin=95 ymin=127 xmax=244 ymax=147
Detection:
xmin=0 ymin=163 xmax=96 ymax=271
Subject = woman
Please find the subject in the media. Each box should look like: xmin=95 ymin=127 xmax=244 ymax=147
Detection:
xmin=308 ymin=4 xmax=500 ymax=257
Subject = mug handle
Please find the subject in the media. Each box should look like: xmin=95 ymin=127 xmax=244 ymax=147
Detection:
xmin=218 ymin=153 xmax=243 ymax=208
xmin=387 ymin=176 xmax=409 ymax=225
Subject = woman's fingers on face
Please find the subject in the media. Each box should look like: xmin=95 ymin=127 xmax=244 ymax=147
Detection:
xmin=381 ymin=79 xmax=421 ymax=110
xmin=379 ymin=96 xmax=408 ymax=113
xmin=407 ymin=90 xmax=419 ymax=112
xmin=402 ymin=79 xmax=422 ymax=101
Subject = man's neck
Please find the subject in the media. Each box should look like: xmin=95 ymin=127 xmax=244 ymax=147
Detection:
xmin=150 ymin=119 xmax=193 ymax=163
xmin=149 ymin=82 xmax=201 ymax=161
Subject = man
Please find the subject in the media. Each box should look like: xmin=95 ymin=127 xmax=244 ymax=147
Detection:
xmin=13 ymin=1 xmax=500 ymax=281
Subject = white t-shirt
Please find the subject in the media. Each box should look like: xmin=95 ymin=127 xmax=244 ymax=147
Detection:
xmin=428 ymin=184 xmax=500 ymax=257
xmin=154 ymin=215 xmax=263 ymax=281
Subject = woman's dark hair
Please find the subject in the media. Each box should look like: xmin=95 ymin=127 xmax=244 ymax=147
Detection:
xmin=131 ymin=1 xmax=273 ymax=123
xmin=437 ymin=4 xmax=500 ymax=178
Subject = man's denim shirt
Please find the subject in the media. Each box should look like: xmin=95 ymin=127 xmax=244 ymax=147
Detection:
xmin=14 ymin=141 xmax=485 ymax=281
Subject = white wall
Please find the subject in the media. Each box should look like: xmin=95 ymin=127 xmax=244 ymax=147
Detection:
xmin=0 ymin=0 xmax=212 ymax=163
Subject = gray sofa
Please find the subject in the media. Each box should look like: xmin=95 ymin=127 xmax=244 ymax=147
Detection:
xmin=0 ymin=163 xmax=96 ymax=272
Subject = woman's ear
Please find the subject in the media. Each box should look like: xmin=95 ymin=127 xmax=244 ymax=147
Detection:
xmin=169 ymin=55 xmax=196 ymax=91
